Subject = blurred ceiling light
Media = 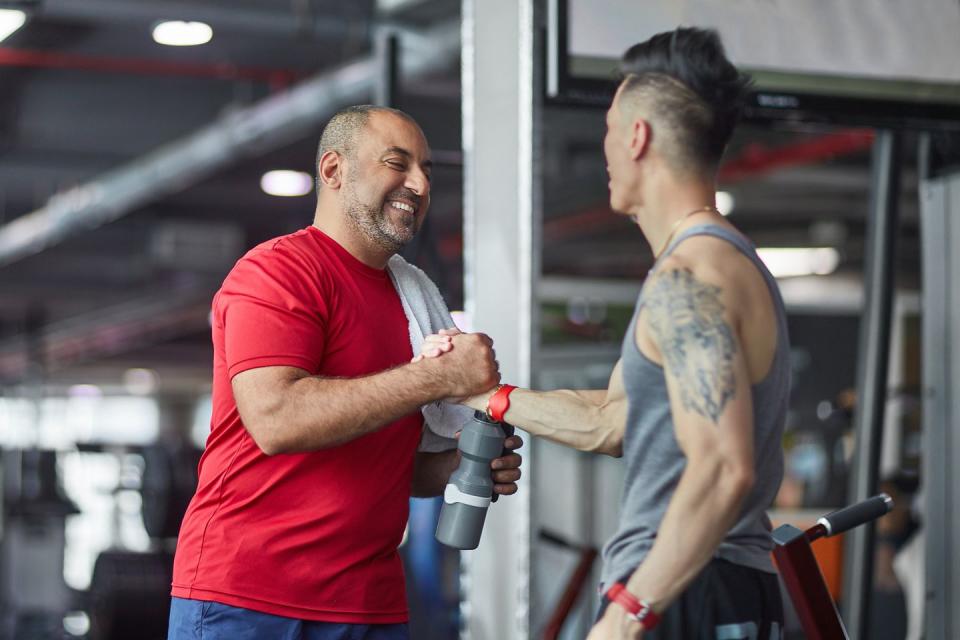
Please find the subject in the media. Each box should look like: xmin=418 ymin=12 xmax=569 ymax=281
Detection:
xmin=152 ymin=21 xmax=213 ymax=47
xmin=715 ymin=191 xmax=735 ymax=216
xmin=123 ymin=368 xmax=158 ymax=396
xmin=757 ymin=247 xmax=840 ymax=278
xmin=260 ymin=170 xmax=313 ymax=197
xmin=68 ymin=384 xmax=102 ymax=398
xmin=63 ymin=611 xmax=91 ymax=637
xmin=0 ymin=9 xmax=27 ymax=43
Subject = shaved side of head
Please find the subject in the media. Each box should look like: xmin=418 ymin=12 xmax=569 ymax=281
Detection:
xmin=315 ymin=105 xmax=419 ymax=193
xmin=617 ymin=28 xmax=752 ymax=175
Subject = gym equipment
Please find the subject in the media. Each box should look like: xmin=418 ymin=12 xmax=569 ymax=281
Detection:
xmin=0 ymin=449 xmax=79 ymax=640
xmin=539 ymin=529 xmax=598 ymax=640
xmin=140 ymin=444 xmax=201 ymax=539
xmin=435 ymin=411 xmax=513 ymax=550
xmin=87 ymin=550 xmax=172 ymax=640
xmin=74 ymin=441 xmax=200 ymax=639
xmin=773 ymin=493 xmax=893 ymax=640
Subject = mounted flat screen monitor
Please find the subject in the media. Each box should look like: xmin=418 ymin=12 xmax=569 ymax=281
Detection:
xmin=547 ymin=0 xmax=960 ymax=130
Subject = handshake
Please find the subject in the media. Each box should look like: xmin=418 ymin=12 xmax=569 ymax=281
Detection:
xmin=415 ymin=328 xmax=524 ymax=501
xmin=411 ymin=327 xmax=498 ymax=410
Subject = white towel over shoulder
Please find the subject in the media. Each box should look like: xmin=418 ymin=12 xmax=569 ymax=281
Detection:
xmin=387 ymin=254 xmax=473 ymax=452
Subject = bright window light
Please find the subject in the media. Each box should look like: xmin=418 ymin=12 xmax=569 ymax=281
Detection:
xmin=152 ymin=21 xmax=213 ymax=47
xmin=0 ymin=9 xmax=27 ymax=43
xmin=260 ymin=170 xmax=313 ymax=197
xmin=715 ymin=191 xmax=735 ymax=216
xmin=757 ymin=247 xmax=840 ymax=278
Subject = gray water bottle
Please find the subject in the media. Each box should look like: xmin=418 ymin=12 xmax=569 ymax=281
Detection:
xmin=435 ymin=410 xmax=513 ymax=550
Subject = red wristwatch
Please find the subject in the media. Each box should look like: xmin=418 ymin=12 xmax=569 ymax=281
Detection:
xmin=605 ymin=582 xmax=661 ymax=630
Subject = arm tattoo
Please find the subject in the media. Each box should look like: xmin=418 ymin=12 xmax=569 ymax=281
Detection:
xmin=644 ymin=268 xmax=736 ymax=423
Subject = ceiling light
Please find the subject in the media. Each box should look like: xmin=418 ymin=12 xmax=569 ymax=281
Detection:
xmin=123 ymin=368 xmax=158 ymax=396
xmin=715 ymin=191 xmax=735 ymax=216
xmin=152 ymin=21 xmax=213 ymax=47
xmin=260 ymin=170 xmax=313 ymax=197
xmin=68 ymin=384 xmax=102 ymax=398
xmin=757 ymin=247 xmax=840 ymax=278
xmin=0 ymin=9 xmax=26 ymax=43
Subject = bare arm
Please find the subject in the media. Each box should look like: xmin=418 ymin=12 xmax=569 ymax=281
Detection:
xmin=417 ymin=330 xmax=628 ymax=456
xmin=591 ymin=262 xmax=755 ymax=637
xmin=411 ymin=450 xmax=459 ymax=497
xmin=233 ymin=332 xmax=499 ymax=455
xmin=465 ymin=363 xmax=627 ymax=456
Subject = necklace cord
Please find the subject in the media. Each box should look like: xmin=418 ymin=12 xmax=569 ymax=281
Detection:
xmin=654 ymin=205 xmax=720 ymax=259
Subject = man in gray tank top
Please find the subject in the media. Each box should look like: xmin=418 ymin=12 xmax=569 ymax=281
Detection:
xmin=420 ymin=27 xmax=788 ymax=640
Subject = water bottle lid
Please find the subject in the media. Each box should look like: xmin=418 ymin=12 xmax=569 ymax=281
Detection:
xmin=473 ymin=409 xmax=496 ymax=423
xmin=473 ymin=409 xmax=515 ymax=437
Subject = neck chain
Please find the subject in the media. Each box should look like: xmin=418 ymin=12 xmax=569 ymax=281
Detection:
xmin=654 ymin=205 xmax=720 ymax=259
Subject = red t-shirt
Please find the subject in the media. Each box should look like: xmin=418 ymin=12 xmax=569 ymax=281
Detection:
xmin=171 ymin=226 xmax=422 ymax=623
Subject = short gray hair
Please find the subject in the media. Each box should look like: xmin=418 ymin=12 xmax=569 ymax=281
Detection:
xmin=315 ymin=105 xmax=417 ymax=193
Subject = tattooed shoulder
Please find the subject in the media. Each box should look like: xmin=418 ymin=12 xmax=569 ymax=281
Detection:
xmin=643 ymin=267 xmax=736 ymax=423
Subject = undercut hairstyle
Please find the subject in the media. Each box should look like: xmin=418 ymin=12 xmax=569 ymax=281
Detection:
xmin=617 ymin=27 xmax=752 ymax=174
xmin=315 ymin=104 xmax=418 ymax=193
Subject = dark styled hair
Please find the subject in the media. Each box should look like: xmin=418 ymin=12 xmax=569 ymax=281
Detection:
xmin=617 ymin=27 xmax=752 ymax=172
xmin=315 ymin=105 xmax=417 ymax=193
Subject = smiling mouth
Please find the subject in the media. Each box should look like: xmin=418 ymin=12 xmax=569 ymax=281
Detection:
xmin=388 ymin=201 xmax=417 ymax=215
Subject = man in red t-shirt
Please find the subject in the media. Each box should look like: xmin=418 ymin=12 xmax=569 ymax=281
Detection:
xmin=167 ymin=105 xmax=522 ymax=640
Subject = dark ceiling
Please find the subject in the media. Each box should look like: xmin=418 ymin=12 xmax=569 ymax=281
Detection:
xmin=0 ymin=0 xmax=464 ymax=389
xmin=0 ymin=0 xmax=930 ymax=394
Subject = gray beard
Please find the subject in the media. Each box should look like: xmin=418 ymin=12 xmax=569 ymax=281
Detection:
xmin=342 ymin=188 xmax=416 ymax=254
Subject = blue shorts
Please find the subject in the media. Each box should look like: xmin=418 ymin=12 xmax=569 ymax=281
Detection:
xmin=167 ymin=597 xmax=410 ymax=640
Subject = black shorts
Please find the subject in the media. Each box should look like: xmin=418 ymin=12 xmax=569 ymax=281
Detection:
xmin=597 ymin=559 xmax=783 ymax=640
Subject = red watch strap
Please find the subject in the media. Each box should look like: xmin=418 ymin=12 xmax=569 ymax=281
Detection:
xmin=605 ymin=583 xmax=661 ymax=629
xmin=486 ymin=384 xmax=517 ymax=423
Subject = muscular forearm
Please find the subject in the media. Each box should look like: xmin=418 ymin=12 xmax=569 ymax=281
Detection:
xmin=470 ymin=388 xmax=624 ymax=456
xmin=411 ymin=449 xmax=459 ymax=497
xmin=623 ymin=458 xmax=753 ymax=609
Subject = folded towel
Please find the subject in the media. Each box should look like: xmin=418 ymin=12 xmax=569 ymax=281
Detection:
xmin=387 ymin=254 xmax=474 ymax=452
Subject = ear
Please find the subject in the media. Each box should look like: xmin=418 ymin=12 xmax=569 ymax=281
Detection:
xmin=628 ymin=118 xmax=651 ymax=161
xmin=318 ymin=150 xmax=343 ymax=190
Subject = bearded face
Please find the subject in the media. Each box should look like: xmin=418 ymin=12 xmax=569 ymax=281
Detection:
xmin=342 ymin=171 xmax=424 ymax=253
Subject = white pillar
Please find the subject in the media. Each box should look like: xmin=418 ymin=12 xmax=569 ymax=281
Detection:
xmin=920 ymin=164 xmax=960 ymax=639
xmin=460 ymin=0 xmax=539 ymax=637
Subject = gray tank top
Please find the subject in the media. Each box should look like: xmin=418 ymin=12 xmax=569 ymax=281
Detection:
xmin=600 ymin=224 xmax=790 ymax=588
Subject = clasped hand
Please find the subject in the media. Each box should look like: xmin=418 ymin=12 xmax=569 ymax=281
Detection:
xmin=416 ymin=328 xmax=521 ymax=497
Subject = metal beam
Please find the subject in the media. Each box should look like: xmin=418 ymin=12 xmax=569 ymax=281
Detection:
xmin=842 ymin=130 xmax=902 ymax=637
xmin=0 ymin=289 xmax=213 ymax=382
xmin=2 ymin=0 xmax=360 ymax=39
xmin=374 ymin=30 xmax=401 ymax=108
xmin=0 ymin=21 xmax=458 ymax=267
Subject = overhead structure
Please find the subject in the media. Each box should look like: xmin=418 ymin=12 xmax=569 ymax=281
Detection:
xmin=9 ymin=0 xmax=360 ymax=39
xmin=0 ymin=20 xmax=459 ymax=267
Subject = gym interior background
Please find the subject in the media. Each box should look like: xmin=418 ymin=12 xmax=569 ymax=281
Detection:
xmin=1 ymin=1 xmax=959 ymax=639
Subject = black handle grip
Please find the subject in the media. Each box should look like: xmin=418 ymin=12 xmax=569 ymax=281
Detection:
xmin=475 ymin=412 xmax=515 ymax=504
xmin=819 ymin=493 xmax=893 ymax=536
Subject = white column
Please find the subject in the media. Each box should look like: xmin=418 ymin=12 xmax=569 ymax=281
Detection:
xmin=919 ymin=165 xmax=960 ymax=639
xmin=460 ymin=0 xmax=540 ymax=638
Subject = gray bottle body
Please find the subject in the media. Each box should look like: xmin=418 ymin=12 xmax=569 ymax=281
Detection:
xmin=435 ymin=411 xmax=510 ymax=550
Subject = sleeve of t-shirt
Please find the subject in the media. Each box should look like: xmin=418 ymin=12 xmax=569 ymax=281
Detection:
xmin=217 ymin=247 xmax=329 ymax=379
